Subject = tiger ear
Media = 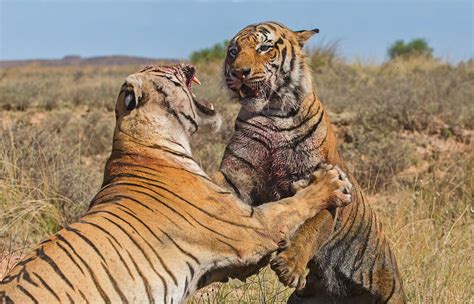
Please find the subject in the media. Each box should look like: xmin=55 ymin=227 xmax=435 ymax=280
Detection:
xmin=294 ymin=28 xmax=319 ymax=48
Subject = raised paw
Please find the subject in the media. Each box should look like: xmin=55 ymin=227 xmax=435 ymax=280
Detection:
xmin=292 ymin=163 xmax=353 ymax=209
xmin=326 ymin=165 xmax=352 ymax=207
xmin=270 ymin=248 xmax=309 ymax=290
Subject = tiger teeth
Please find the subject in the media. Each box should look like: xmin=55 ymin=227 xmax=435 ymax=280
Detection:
xmin=239 ymin=90 xmax=245 ymax=98
xmin=192 ymin=93 xmax=196 ymax=98
xmin=192 ymin=76 xmax=201 ymax=85
xmin=209 ymin=103 xmax=214 ymax=111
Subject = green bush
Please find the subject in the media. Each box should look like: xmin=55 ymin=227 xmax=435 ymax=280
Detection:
xmin=388 ymin=38 xmax=433 ymax=59
xmin=190 ymin=40 xmax=229 ymax=64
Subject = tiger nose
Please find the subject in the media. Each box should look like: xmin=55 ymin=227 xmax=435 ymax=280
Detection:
xmin=231 ymin=67 xmax=251 ymax=80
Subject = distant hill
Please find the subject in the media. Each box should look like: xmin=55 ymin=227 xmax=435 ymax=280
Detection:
xmin=0 ymin=55 xmax=180 ymax=68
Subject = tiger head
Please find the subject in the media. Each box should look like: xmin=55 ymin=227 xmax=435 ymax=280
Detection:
xmin=225 ymin=22 xmax=318 ymax=113
xmin=115 ymin=64 xmax=220 ymax=151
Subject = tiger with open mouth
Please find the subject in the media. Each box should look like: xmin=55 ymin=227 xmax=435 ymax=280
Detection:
xmin=0 ymin=63 xmax=353 ymax=304
xmin=220 ymin=22 xmax=406 ymax=303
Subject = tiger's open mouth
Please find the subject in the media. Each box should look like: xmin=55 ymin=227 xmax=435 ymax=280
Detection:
xmin=238 ymin=81 xmax=269 ymax=100
xmin=180 ymin=64 xmax=216 ymax=116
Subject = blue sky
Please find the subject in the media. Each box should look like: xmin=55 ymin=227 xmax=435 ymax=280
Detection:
xmin=1 ymin=0 xmax=472 ymax=62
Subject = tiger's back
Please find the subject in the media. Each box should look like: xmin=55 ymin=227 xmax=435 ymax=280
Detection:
xmin=0 ymin=154 xmax=237 ymax=303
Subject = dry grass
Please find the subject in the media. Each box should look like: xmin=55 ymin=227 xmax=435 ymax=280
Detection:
xmin=0 ymin=55 xmax=473 ymax=303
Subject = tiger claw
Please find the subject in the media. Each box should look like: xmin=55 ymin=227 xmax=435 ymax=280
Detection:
xmin=270 ymin=251 xmax=309 ymax=291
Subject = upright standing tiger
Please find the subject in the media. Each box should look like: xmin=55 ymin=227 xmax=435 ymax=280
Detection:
xmin=0 ymin=64 xmax=353 ymax=303
xmin=220 ymin=22 xmax=406 ymax=303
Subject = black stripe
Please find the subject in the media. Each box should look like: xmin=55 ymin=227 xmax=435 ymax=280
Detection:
xmin=91 ymin=193 xmax=184 ymax=231
xmin=101 ymin=262 xmax=129 ymax=303
xmin=56 ymin=241 xmax=86 ymax=274
xmin=94 ymin=193 xmax=154 ymax=212
xmin=97 ymin=215 xmax=169 ymax=301
xmin=7 ymin=255 xmax=35 ymax=268
xmin=92 ymin=185 xmax=194 ymax=227
xmin=277 ymin=103 xmax=321 ymax=132
xmin=270 ymin=63 xmax=280 ymax=70
xmin=113 ymin=206 xmax=179 ymax=286
xmin=236 ymin=117 xmax=271 ymax=133
xmin=126 ymin=250 xmax=154 ymax=304
xmin=280 ymin=46 xmax=287 ymax=71
xmin=259 ymin=27 xmax=270 ymax=35
xmin=32 ymin=272 xmax=61 ymax=301
xmin=180 ymin=112 xmax=199 ymax=133
xmin=246 ymin=135 xmax=271 ymax=150
xmin=325 ymin=202 xmax=359 ymax=249
xmin=20 ymin=269 xmax=38 ymax=287
xmin=78 ymin=218 xmax=136 ymax=281
xmin=79 ymin=290 xmax=89 ymax=303
xmin=116 ymin=205 xmax=165 ymax=244
xmin=105 ymin=237 xmax=135 ymax=281
xmin=264 ymin=105 xmax=299 ymax=118
xmin=154 ymin=178 xmax=262 ymax=229
xmin=351 ymin=208 xmax=374 ymax=274
xmin=103 ymin=176 xmax=260 ymax=230
xmin=79 ymin=218 xmax=141 ymax=246
xmin=112 ymin=132 xmax=194 ymax=161
xmin=183 ymin=277 xmax=189 ymax=299
xmin=383 ymin=278 xmax=397 ymax=303
xmin=226 ymin=150 xmax=256 ymax=170
xmin=216 ymin=239 xmax=241 ymax=257
xmin=342 ymin=200 xmax=367 ymax=253
xmin=123 ymin=184 xmax=240 ymax=242
xmin=37 ymin=246 xmax=75 ymax=290
xmin=16 ymin=285 xmax=38 ymax=304
xmin=66 ymin=293 xmax=74 ymax=304
xmin=334 ymin=203 xmax=363 ymax=254
xmin=368 ymin=237 xmax=380 ymax=292
xmin=39 ymin=239 xmax=53 ymax=245
xmin=109 ymin=161 xmax=211 ymax=181
xmin=161 ymin=231 xmax=200 ymax=265
xmin=150 ymin=144 xmax=195 ymax=161
xmin=57 ymin=234 xmax=110 ymax=302
xmin=234 ymin=121 xmax=272 ymax=150
xmin=291 ymin=110 xmax=325 ymax=147
xmin=186 ymin=261 xmax=195 ymax=278
xmin=221 ymin=171 xmax=241 ymax=196
xmin=265 ymin=23 xmax=278 ymax=31
xmin=65 ymin=226 xmax=107 ymax=262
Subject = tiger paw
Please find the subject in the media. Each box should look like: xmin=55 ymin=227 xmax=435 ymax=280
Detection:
xmin=292 ymin=164 xmax=353 ymax=209
xmin=270 ymin=248 xmax=309 ymax=290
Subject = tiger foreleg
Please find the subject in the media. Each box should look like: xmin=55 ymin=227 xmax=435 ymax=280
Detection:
xmin=270 ymin=210 xmax=333 ymax=290
xmin=211 ymin=170 xmax=254 ymax=204
xmin=255 ymin=165 xmax=352 ymax=257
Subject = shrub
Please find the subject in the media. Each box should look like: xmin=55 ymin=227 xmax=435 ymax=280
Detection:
xmin=190 ymin=40 xmax=229 ymax=64
xmin=388 ymin=38 xmax=433 ymax=59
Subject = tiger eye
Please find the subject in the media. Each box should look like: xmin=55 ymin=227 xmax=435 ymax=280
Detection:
xmin=124 ymin=91 xmax=136 ymax=111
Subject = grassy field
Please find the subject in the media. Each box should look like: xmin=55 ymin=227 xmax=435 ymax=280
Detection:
xmin=0 ymin=54 xmax=473 ymax=303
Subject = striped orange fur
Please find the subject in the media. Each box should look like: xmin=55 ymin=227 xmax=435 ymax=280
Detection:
xmin=0 ymin=64 xmax=352 ymax=303
xmin=220 ymin=22 xmax=406 ymax=303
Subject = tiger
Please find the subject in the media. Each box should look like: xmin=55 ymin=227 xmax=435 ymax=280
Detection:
xmin=220 ymin=21 xmax=406 ymax=303
xmin=0 ymin=63 xmax=353 ymax=304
